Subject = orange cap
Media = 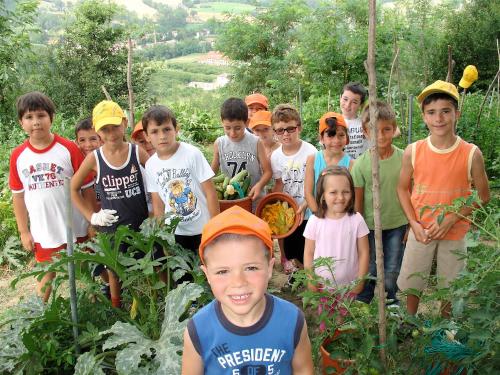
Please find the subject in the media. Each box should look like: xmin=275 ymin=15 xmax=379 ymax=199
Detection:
xmin=245 ymin=93 xmax=269 ymax=110
xmin=319 ymin=112 xmax=348 ymax=142
xmin=249 ymin=110 xmax=272 ymax=129
xmin=199 ymin=206 xmax=273 ymax=263
xmin=131 ymin=120 xmax=143 ymax=140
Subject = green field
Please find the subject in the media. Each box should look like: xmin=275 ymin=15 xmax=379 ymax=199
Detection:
xmin=194 ymin=2 xmax=255 ymax=14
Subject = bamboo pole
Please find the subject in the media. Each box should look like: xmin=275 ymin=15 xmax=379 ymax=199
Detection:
xmin=446 ymin=45 xmax=455 ymax=83
xmin=386 ymin=46 xmax=400 ymax=105
xmin=367 ymin=0 xmax=387 ymax=366
xmin=127 ymin=37 xmax=135 ymax=127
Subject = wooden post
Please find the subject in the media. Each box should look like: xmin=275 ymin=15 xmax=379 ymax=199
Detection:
xmin=101 ymin=86 xmax=112 ymax=101
xmin=446 ymin=45 xmax=455 ymax=83
xmin=367 ymin=0 xmax=387 ymax=366
xmin=476 ymin=69 xmax=500 ymax=130
xmin=386 ymin=46 xmax=400 ymax=105
xmin=127 ymin=37 xmax=135 ymax=127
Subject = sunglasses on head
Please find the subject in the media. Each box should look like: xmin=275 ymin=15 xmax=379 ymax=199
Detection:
xmin=274 ymin=126 xmax=298 ymax=135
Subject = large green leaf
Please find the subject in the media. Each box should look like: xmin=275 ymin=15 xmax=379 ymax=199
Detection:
xmin=74 ymin=352 xmax=105 ymax=375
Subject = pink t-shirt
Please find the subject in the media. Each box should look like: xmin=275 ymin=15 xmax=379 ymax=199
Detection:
xmin=303 ymin=213 xmax=369 ymax=286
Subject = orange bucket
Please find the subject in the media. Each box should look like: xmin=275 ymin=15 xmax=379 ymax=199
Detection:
xmin=255 ymin=192 xmax=300 ymax=239
xmin=219 ymin=196 xmax=252 ymax=213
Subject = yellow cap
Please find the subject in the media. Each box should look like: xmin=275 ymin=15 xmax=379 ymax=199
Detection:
xmin=417 ymin=80 xmax=459 ymax=104
xmin=458 ymin=65 xmax=478 ymax=89
xmin=92 ymin=100 xmax=125 ymax=132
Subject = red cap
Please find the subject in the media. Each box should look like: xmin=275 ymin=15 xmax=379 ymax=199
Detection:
xmin=131 ymin=121 xmax=144 ymax=140
xmin=245 ymin=93 xmax=269 ymax=110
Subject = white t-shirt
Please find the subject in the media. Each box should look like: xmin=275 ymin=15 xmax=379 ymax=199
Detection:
xmin=303 ymin=213 xmax=369 ymax=286
xmin=145 ymin=142 xmax=214 ymax=236
xmin=270 ymin=141 xmax=317 ymax=206
xmin=9 ymin=135 xmax=92 ymax=248
xmin=344 ymin=117 xmax=368 ymax=159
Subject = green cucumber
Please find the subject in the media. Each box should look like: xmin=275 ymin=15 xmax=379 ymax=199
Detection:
xmin=222 ymin=176 xmax=230 ymax=191
xmin=229 ymin=170 xmax=248 ymax=184
xmin=213 ymin=173 xmax=226 ymax=183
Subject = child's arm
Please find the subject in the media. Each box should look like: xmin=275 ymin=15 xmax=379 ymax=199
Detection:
xmin=210 ymin=139 xmax=220 ymax=174
xmin=397 ymin=145 xmax=427 ymax=243
xmin=248 ymin=140 xmax=272 ymax=200
xmin=201 ymin=179 xmax=220 ymax=218
xmin=353 ymin=234 xmax=369 ymax=294
xmin=348 ymin=158 xmax=355 ymax=171
xmin=181 ymin=327 xmax=204 ymax=375
xmin=304 ymin=154 xmax=318 ymax=214
xmin=291 ymin=319 xmax=314 ymax=374
xmin=303 ymin=238 xmax=317 ymax=292
xmin=272 ymin=178 xmax=283 ymax=192
xmin=427 ymin=148 xmax=490 ymax=240
xmin=151 ymin=192 xmax=165 ymax=218
xmin=12 ymin=193 xmax=34 ymax=252
xmin=354 ymin=187 xmax=364 ymax=215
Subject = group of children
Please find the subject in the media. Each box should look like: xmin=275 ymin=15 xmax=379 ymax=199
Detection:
xmin=9 ymin=79 xmax=490 ymax=373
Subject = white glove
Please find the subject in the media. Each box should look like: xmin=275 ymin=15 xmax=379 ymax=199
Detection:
xmin=91 ymin=209 xmax=119 ymax=227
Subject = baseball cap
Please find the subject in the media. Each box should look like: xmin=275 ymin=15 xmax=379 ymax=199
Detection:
xmin=319 ymin=112 xmax=348 ymax=141
xmin=245 ymin=93 xmax=269 ymax=110
xmin=249 ymin=110 xmax=272 ymax=130
xmin=459 ymin=65 xmax=478 ymax=89
xmin=92 ymin=100 xmax=125 ymax=132
xmin=199 ymin=206 xmax=273 ymax=263
xmin=417 ymin=80 xmax=460 ymax=103
xmin=131 ymin=120 xmax=144 ymax=140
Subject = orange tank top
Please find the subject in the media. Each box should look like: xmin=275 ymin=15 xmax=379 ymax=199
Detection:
xmin=411 ymin=136 xmax=476 ymax=240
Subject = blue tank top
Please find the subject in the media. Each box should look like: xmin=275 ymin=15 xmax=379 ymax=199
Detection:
xmin=188 ymin=294 xmax=304 ymax=375
xmin=94 ymin=144 xmax=148 ymax=233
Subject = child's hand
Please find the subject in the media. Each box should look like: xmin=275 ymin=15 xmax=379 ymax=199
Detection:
xmin=248 ymin=185 xmax=261 ymax=200
xmin=20 ymin=232 xmax=34 ymax=252
xmin=91 ymin=209 xmax=119 ymax=227
xmin=426 ymin=214 xmax=458 ymax=240
xmin=296 ymin=206 xmax=305 ymax=225
xmin=410 ymin=220 xmax=430 ymax=244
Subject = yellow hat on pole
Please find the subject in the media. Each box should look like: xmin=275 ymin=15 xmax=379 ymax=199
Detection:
xmin=458 ymin=65 xmax=478 ymax=89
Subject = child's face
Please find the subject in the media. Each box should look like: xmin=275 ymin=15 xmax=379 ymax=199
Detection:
xmin=248 ymin=103 xmax=267 ymax=119
xmin=422 ymin=99 xmax=459 ymax=137
xmin=76 ymin=129 xmax=101 ymax=156
xmin=273 ymin=120 xmax=301 ymax=147
xmin=19 ymin=109 xmax=52 ymax=142
xmin=340 ymin=90 xmax=362 ymax=120
xmin=222 ymin=119 xmax=247 ymax=142
xmin=322 ymin=174 xmax=352 ymax=217
xmin=363 ymin=120 xmax=395 ymax=150
xmin=201 ymin=237 xmax=274 ymax=325
xmin=133 ymin=130 xmax=155 ymax=156
xmin=252 ymin=124 xmax=273 ymax=142
xmin=145 ymin=120 xmax=177 ymax=156
xmin=97 ymin=122 xmax=126 ymax=144
xmin=321 ymin=125 xmax=348 ymax=153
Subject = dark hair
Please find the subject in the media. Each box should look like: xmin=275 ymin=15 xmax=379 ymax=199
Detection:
xmin=322 ymin=117 xmax=346 ymax=137
xmin=315 ymin=166 xmax=355 ymax=218
xmin=16 ymin=91 xmax=56 ymax=121
xmin=271 ymin=104 xmax=301 ymax=127
xmin=342 ymin=82 xmax=368 ymax=103
xmin=74 ymin=117 xmax=93 ymax=137
xmin=141 ymin=105 xmax=177 ymax=133
xmin=220 ymin=97 xmax=248 ymax=122
xmin=361 ymin=100 xmax=397 ymax=130
xmin=421 ymin=93 xmax=459 ymax=110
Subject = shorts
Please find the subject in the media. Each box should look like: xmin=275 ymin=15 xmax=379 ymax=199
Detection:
xmin=283 ymin=220 xmax=307 ymax=264
xmin=397 ymin=230 xmax=466 ymax=293
xmin=35 ymin=236 xmax=89 ymax=263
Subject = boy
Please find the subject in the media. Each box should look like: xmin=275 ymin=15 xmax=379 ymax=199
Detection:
xmin=270 ymin=104 xmax=317 ymax=273
xmin=352 ymin=101 xmax=408 ymax=305
xmin=340 ymin=82 xmax=369 ymax=159
xmin=211 ymin=97 xmax=272 ymax=202
xmin=245 ymin=93 xmax=269 ymax=119
xmin=397 ymin=80 xmax=490 ymax=317
xmin=75 ymin=117 xmax=102 ymax=157
xmin=181 ymin=205 xmax=313 ymax=374
xmin=248 ymin=110 xmax=279 ymax=159
xmin=10 ymin=92 xmax=92 ymax=301
xmin=143 ymin=105 xmax=219 ymax=253
xmin=131 ymin=120 xmax=155 ymax=156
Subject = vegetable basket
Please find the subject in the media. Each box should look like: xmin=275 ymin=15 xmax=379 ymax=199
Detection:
xmin=219 ymin=196 xmax=252 ymax=213
xmin=255 ymin=192 xmax=300 ymax=239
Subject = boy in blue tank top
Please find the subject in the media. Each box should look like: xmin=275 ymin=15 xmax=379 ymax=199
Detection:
xmin=182 ymin=206 xmax=313 ymax=375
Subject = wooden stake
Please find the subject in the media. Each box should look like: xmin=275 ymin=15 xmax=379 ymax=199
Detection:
xmin=476 ymin=69 xmax=500 ymax=131
xmin=127 ymin=37 xmax=135 ymax=127
xmin=386 ymin=46 xmax=400 ymax=105
xmin=446 ymin=45 xmax=455 ymax=83
xmin=101 ymin=85 xmax=112 ymax=101
xmin=367 ymin=0 xmax=387 ymax=366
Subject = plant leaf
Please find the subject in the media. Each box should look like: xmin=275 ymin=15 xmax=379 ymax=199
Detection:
xmin=74 ymin=352 xmax=105 ymax=375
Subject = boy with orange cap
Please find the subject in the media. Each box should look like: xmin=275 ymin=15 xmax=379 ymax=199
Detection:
xmin=181 ymin=206 xmax=313 ymax=375
xmin=397 ymin=80 xmax=490 ymax=317
xmin=245 ymin=93 xmax=269 ymax=119
xmin=131 ymin=120 xmax=155 ymax=156
xmin=248 ymin=110 xmax=279 ymax=159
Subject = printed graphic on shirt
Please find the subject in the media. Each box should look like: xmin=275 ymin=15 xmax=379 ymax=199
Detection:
xmin=222 ymin=151 xmax=255 ymax=177
xmin=22 ymin=162 xmax=65 ymax=190
xmin=101 ymin=163 xmax=143 ymax=201
xmin=345 ymin=127 xmax=365 ymax=156
xmin=281 ymin=160 xmax=306 ymax=200
xmin=155 ymin=168 xmax=201 ymax=222
xmin=211 ymin=343 xmax=287 ymax=374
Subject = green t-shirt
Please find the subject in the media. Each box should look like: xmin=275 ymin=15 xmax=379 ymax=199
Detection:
xmin=351 ymin=146 xmax=408 ymax=230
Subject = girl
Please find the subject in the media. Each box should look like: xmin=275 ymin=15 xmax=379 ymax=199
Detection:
xmin=71 ymin=100 xmax=150 ymax=307
xmin=304 ymin=112 xmax=353 ymax=215
xmin=303 ymin=166 xmax=369 ymax=295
